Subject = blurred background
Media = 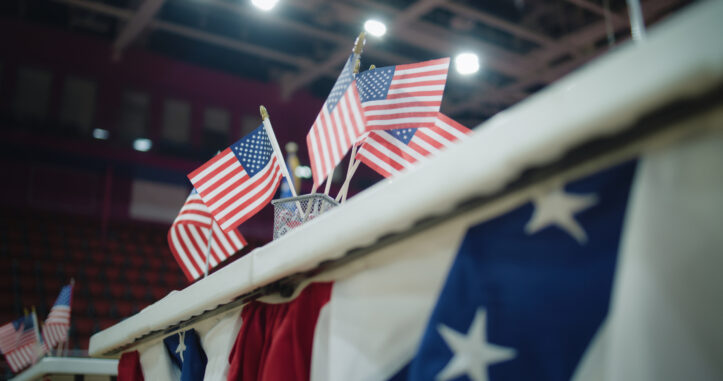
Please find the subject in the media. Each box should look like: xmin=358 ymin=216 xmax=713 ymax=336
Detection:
xmin=0 ymin=0 xmax=692 ymax=372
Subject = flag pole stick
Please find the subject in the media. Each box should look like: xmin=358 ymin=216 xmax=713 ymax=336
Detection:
xmin=203 ymin=224 xmax=213 ymax=278
xmin=335 ymin=62 xmax=369 ymax=202
xmin=31 ymin=307 xmax=44 ymax=362
xmin=261 ymin=106 xmax=298 ymax=199
xmin=336 ymin=158 xmax=361 ymax=203
xmin=323 ymin=170 xmax=333 ymax=196
xmin=261 ymin=106 xmax=305 ymax=217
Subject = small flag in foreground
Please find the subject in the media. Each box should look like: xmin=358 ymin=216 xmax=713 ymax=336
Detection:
xmin=356 ymin=58 xmax=450 ymax=131
xmin=306 ymin=53 xmax=366 ymax=187
xmin=0 ymin=315 xmax=41 ymax=373
xmin=356 ymin=113 xmax=471 ymax=178
xmin=188 ymin=124 xmax=283 ymax=233
xmin=168 ymin=189 xmax=247 ymax=281
xmin=42 ymin=284 xmax=73 ymax=350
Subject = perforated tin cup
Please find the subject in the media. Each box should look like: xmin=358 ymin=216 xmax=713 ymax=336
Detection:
xmin=271 ymin=193 xmax=338 ymax=240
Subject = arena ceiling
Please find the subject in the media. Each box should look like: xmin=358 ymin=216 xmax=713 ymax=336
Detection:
xmin=5 ymin=0 xmax=691 ymax=126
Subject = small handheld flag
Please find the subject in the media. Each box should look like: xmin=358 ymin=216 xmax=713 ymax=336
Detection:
xmin=188 ymin=124 xmax=284 ymax=233
xmin=356 ymin=58 xmax=450 ymax=131
xmin=306 ymin=34 xmax=367 ymax=188
xmin=168 ymin=190 xmax=247 ymax=281
xmin=356 ymin=113 xmax=471 ymax=178
xmin=0 ymin=314 xmax=42 ymax=373
xmin=42 ymin=283 xmax=73 ymax=350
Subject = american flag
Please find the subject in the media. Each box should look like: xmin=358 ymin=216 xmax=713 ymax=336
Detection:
xmin=168 ymin=189 xmax=247 ymax=281
xmin=306 ymin=53 xmax=366 ymax=187
xmin=188 ymin=124 xmax=283 ymax=233
xmin=42 ymin=284 xmax=73 ymax=350
xmin=356 ymin=57 xmax=450 ymax=131
xmin=355 ymin=113 xmax=472 ymax=178
xmin=0 ymin=315 xmax=40 ymax=373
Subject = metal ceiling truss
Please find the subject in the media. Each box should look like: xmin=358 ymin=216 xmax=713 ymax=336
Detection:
xmin=56 ymin=0 xmax=685 ymax=118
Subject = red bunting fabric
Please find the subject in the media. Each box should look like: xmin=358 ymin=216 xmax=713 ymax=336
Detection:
xmin=227 ymin=282 xmax=332 ymax=381
xmin=118 ymin=350 xmax=145 ymax=381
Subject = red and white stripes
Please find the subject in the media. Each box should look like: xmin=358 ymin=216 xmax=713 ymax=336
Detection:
xmin=362 ymin=58 xmax=450 ymax=131
xmin=168 ymin=190 xmax=248 ymax=281
xmin=356 ymin=113 xmax=471 ymax=178
xmin=307 ymin=83 xmax=366 ymax=187
xmin=188 ymin=148 xmax=283 ymax=233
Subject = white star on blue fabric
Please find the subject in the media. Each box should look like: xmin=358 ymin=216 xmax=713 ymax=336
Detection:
xmin=436 ymin=308 xmax=516 ymax=381
xmin=175 ymin=331 xmax=187 ymax=362
xmin=525 ymin=187 xmax=598 ymax=244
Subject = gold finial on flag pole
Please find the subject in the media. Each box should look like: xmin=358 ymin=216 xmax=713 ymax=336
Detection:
xmin=353 ymin=32 xmax=366 ymax=54
xmin=260 ymin=105 xmax=269 ymax=120
xmin=369 ymin=64 xmax=376 ymax=70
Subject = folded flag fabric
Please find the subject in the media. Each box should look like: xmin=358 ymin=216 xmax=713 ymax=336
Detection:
xmin=164 ymin=329 xmax=207 ymax=381
xmin=356 ymin=113 xmax=472 ymax=178
xmin=403 ymin=161 xmax=636 ymax=381
xmin=0 ymin=314 xmax=42 ymax=374
xmin=188 ymin=124 xmax=283 ymax=233
xmin=168 ymin=189 xmax=247 ymax=281
xmin=42 ymin=283 xmax=73 ymax=350
xmin=118 ymin=350 xmax=145 ymax=381
xmin=356 ymin=58 xmax=449 ymax=131
xmin=227 ymin=283 xmax=332 ymax=381
xmin=306 ymin=52 xmax=366 ymax=187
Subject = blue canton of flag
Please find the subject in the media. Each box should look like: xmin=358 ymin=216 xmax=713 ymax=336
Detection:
xmin=388 ymin=128 xmax=417 ymax=144
xmin=326 ymin=54 xmax=359 ymax=112
xmin=231 ymin=126 xmax=275 ymax=177
xmin=356 ymin=66 xmax=395 ymax=103
xmin=395 ymin=161 xmax=637 ymax=381
xmin=164 ymin=329 xmax=207 ymax=381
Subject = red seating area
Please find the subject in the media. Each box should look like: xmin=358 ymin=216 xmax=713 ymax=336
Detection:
xmin=0 ymin=209 xmax=261 ymax=355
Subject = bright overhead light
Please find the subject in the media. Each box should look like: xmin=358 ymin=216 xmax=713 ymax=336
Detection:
xmin=92 ymin=128 xmax=109 ymax=140
xmin=133 ymin=138 xmax=152 ymax=152
xmin=364 ymin=19 xmax=387 ymax=37
xmin=251 ymin=0 xmax=279 ymax=11
xmin=295 ymin=165 xmax=312 ymax=179
xmin=454 ymin=52 xmax=480 ymax=75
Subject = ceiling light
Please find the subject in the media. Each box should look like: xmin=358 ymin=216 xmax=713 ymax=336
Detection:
xmin=251 ymin=0 xmax=279 ymax=11
xmin=454 ymin=52 xmax=480 ymax=75
xmin=133 ymin=138 xmax=152 ymax=152
xmin=92 ymin=128 xmax=109 ymax=140
xmin=364 ymin=19 xmax=387 ymax=37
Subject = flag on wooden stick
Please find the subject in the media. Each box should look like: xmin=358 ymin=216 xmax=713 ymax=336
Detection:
xmin=356 ymin=58 xmax=450 ymax=131
xmin=168 ymin=189 xmax=247 ymax=281
xmin=306 ymin=34 xmax=367 ymax=188
xmin=356 ymin=113 xmax=471 ymax=178
xmin=188 ymin=124 xmax=284 ymax=233
xmin=42 ymin=283 xmax=73 ymax=350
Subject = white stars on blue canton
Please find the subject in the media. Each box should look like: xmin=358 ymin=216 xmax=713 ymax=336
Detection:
xmin=387 ymin=127 xmax=417 ymax=144
xmin=231 ymin=125 xmax=274 ymax=177
xmin=357 ymin=66 xmax=395 ymax=102
xmin=326 ymin=54 xmax=358 ymax=112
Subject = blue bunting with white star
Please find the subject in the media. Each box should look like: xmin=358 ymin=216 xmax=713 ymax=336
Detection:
xmin=395 ymin=160 xmax=637 ymax=381
xmin=164 ymin=329 xmax=207 ymax=381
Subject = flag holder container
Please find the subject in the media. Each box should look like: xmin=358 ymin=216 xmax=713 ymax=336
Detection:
xmin=271 ymin=194 xmax=339 ymax=240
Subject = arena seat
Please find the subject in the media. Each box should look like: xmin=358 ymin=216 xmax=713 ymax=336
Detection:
xmin=0 ymin=208 xmax=259 ymax=353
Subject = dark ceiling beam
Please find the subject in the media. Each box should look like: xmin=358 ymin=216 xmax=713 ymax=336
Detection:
xmin=438 ymin=2 xmax=556 ymax=47
xmin=112 ymin=0 xmax=167 ymax=60
xmin=195 ymin=0 xmax=409 ymax=66
xmin=447 ymin=0 xmax=682 ymax=115
xmin=280 ymin=0 xmax=454 ymax=98
xmin=56 ymin=0 xmax=315 ymax=69
xmin=565 ymin=0 xmax=628 ymax=25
